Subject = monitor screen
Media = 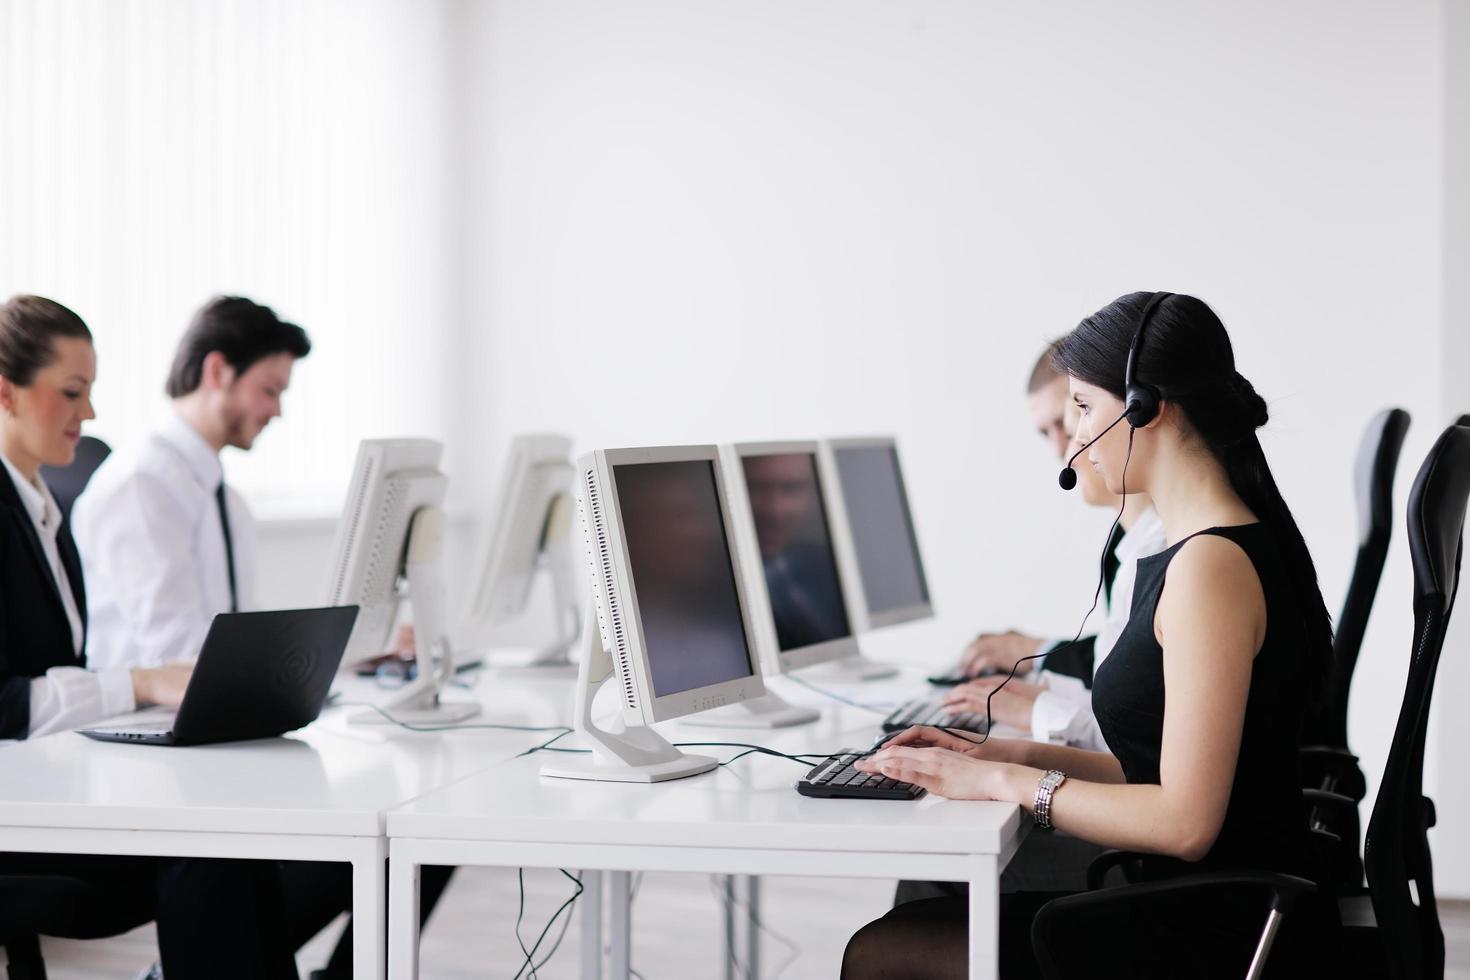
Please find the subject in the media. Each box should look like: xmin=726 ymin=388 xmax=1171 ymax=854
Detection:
xmin=741 ymin=452 xmax=851 ymax=651
xmin=832 ymin=444 xmax=930 ymax=615
xmin=613 ymin=459 xmax=755 ymax=698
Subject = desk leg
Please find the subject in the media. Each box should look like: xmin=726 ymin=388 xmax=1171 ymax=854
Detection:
xmin=967 ymin=853 xmax=999 ymax=980
xmin=720 ymin=876 xmax=735 ymax=980
xmin=608 ymin=870 xmax=631 ymax=980
xmin=388 ymin=846 xmax=421 ymax=980
xmin=744 ymin=874 xmax=761 ymax=978
xmin=580 ymin=869 xmax=603 ymax=980
xmin=352 ymin=837 xmax=389 ymax=980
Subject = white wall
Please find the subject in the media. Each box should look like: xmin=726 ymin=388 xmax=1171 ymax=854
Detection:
xmin=0 ymin=0 xmax=460 ymax=513
xmin=454 ymin=0 xmax=1461 ymax=888
xmin=1431 ymin=0 xmax=1470 ymax=899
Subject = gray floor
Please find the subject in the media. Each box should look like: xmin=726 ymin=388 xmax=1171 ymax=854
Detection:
xmin=9 ymin=871 xmax=1470 ymax=978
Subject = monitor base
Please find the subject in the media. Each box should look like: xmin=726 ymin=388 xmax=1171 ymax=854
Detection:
xmin=679 ymin=693 xmax=819 ymax=729
xmin=800 ymin=653 xmax=899 ymax=683
xmin=539 ymin=750 xmax=717 ymax=783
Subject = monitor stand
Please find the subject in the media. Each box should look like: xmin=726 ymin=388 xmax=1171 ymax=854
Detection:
xmin=680 ymin=691 xmax=818 ymax=729
xmin=540 ymin=630 xmax=716 ymax=783
xmin=482 ymin=537 xmax=583 ymax=669
xmin=799 ymin=652 xmax=898 ymax=684
xmin=352 ymin=508 xmax=482 ymax=725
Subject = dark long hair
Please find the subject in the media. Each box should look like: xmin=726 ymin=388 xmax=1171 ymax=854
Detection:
xmin=1052 ymin=292 xmax=1333 ymax=704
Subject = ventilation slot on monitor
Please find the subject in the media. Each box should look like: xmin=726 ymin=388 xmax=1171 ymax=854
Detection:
xmin=329 ymin=453 xmax=378 ymax=601
xmin=585 ymin=469 xmax=638 ymax=712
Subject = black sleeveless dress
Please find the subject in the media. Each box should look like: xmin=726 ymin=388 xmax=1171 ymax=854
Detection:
xmin=1087 ymin=523 xmax=1338 ymax=976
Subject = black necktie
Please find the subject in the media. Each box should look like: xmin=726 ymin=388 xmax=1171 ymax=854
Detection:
xmin=215 ymin=481 xmax=239 ymax=613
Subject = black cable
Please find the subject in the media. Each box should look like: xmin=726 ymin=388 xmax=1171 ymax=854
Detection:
xmin=330 ymin=700 xmax=572 ymax=735
xmin=514 ymin=869 xmax=584 ymax=979
xmin=529 ymin=892 xmax=577 ymax=975
xmin=516 ymin=727 xmax=576 ymax=758
xmin=968 ymin=426 xmax=1135 ymax=745
xmin=784 ymin=674 xmax=892 ymax=715
xmin=671 ymin=741 xmax=843 ymax=767
xmin=512 ymin=869 xmax=538 ymax=980
xmin=520 ymin=738 xmax=844 ymax=768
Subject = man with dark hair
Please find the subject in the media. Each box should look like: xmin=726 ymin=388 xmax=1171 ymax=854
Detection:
xmin=73 ymin=296 xmax=311 ymax=669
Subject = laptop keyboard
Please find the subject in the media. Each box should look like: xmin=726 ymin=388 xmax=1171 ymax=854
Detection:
xmin=796 ymin=749 xmax=924 ymax=800
xmin=882 ymin=697 xmax=988 ymax=734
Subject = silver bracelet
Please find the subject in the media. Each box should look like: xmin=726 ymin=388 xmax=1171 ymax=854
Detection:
xmin=1033 ymin=769 xmax=1067 ymax=831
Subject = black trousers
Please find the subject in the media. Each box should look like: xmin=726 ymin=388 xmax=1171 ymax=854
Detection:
xmin=0 ymin=852 xmax=297 ymax=979
xmin=282 ymin=861 xmax=456 ymax=978
xmin=1 ymin=855 xmax=455 ymax=979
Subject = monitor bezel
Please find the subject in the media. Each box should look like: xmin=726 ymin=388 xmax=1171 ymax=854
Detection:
xmin=725 ymin=440 xmax=864 ymax=675
xmin=461 ymin=433 xmax=575 ymax=641
xmin=822 ymin=435 xmax=935 ymax=630
xmin=590 ymin=444 xmax=766 ymax=723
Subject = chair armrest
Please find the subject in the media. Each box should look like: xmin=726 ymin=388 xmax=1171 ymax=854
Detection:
xmin=1032 ymin=871 xmax=1321 ymax=979
xmin=1085 ymin=849 xmax=1145 ymax=891
xmin=1299 ymin=747 xmax=1367 ymax=801
xmin=1301 ymin=788 xmax=1357 ymax=813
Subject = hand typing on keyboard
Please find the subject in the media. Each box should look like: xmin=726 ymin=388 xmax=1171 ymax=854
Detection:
xmin=852 ymin=726 xmax=1015 ymax=801
xmin=939 ymin=678 xmax=1040 ymax=732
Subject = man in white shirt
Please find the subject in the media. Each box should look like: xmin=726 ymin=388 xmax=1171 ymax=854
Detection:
xmin=74 ymin=296 xmax=310 ymax=670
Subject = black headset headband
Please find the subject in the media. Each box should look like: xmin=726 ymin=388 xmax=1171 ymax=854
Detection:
xmin=1124 ymin=291 xmax=1172 ymax=428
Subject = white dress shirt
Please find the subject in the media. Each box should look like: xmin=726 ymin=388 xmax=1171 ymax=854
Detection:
xmin=0 ymin=452 xmax=135 ymax=737
xmin=73 ymin=412 xmax=257 ymax=670
xmin=1030 ymin=506 xmax=1168 ymax=747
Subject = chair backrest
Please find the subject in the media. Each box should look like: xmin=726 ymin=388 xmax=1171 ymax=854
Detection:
xmin=1363 ymin=420 xmax=1470 ymax=980
xmin=1306 ymin=408 xmax=1411 ymax=748
xmin=39 ymin=435 xmax=111 ymax=521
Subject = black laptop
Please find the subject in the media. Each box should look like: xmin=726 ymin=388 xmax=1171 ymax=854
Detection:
xmin=80 ymin=606 xmax=359 ymax=746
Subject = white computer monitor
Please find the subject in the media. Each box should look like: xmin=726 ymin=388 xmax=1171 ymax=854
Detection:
xmin=324 ymin=438 xmax=480 ymax=724
xmin=540 ymin=444 xmax=767 ymax=783
xmin=460 ymin=434 xmax=580 ymax=666
xmin=823 ymin=436 xmax=934 ymax=630
xmin=684 ymin=441 xmax=898 ymax=727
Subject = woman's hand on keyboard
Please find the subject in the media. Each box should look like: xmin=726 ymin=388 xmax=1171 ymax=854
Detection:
xmin=853 ymin=741 xmax=1013 ymax=801
xmin=877 ymin=725 xmax=1016 ymax=762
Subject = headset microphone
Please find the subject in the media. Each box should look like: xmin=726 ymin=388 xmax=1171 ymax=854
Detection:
xmin=1058 ymin=408 xmax=1131 ymax=490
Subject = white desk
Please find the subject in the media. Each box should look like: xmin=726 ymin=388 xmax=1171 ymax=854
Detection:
xmin=385 ymin=678 xmax=1030 ymax=980
xmin=0 ymin=672 xmax=573 ymax=980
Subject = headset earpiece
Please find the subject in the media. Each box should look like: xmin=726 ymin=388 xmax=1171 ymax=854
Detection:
xmin=1123 ymin=292 xmax=1171 ymax=428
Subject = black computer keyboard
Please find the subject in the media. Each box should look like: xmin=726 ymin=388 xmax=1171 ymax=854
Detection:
xmin=926 ymin=668 xmax=999 ymax=686
xmin=881 ymin=697 xmax=989 ymax=734
xmin=796 ymin=749 xmax=924 ymax=800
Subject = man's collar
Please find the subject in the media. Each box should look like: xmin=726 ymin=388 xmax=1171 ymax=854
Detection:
xmin=158 ymin=410 xmax=224 ymax=489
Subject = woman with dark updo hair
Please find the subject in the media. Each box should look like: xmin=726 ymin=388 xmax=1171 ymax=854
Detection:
xmin=842 ymin=292 xmax=1340 ymax=978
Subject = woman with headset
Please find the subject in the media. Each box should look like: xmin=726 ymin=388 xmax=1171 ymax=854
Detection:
xmin=843 ymin=292 xmax=1339 ymax=978
xmin=0 ymin=295 xmax=299 ymax=977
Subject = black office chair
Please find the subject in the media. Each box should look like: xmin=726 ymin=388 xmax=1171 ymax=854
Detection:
xmin=1300 ymin=408 xmax=1411 ymax=887
xmin=0 ymin=867 xmax=154 ymax=980
xmin=38 ymin=434 xmax=111 ymax=521
xmin=1334 ymin=418 xmax=1468 ymax=978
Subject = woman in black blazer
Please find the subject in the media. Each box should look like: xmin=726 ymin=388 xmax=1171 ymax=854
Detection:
xmin=0 ymin=295 xmax=299 ymax=978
